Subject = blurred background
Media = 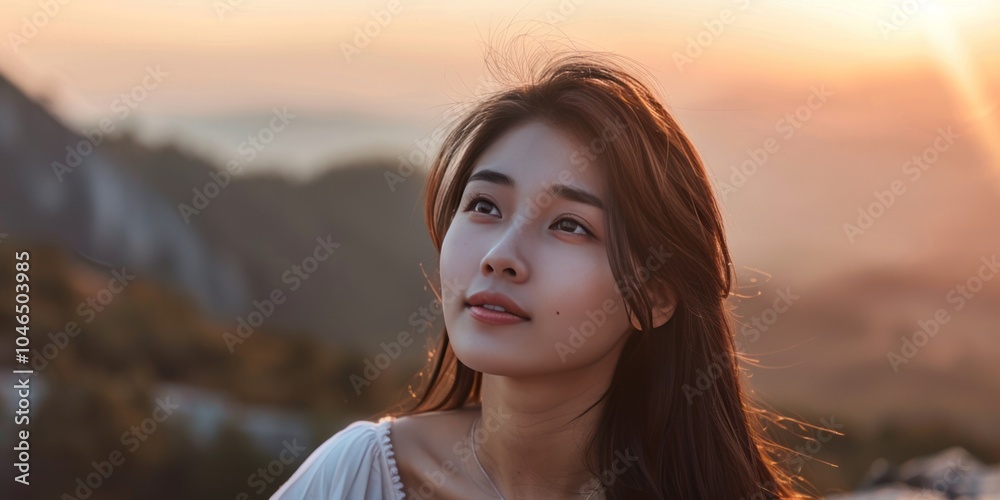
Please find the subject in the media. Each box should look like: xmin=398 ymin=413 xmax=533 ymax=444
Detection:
xmin=0 ymin=1 xmax=998 ymax=498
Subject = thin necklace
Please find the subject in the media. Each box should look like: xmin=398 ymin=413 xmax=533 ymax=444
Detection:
xmin=469 ymin=415 xmax=602 ymax=500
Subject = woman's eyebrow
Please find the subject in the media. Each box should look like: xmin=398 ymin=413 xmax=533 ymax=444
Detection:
xmin=467 ymin=168 xmax=605 ymax=211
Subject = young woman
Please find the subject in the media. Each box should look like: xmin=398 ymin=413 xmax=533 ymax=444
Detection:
xmin=272 ymin=51 xmax=808 ymax=499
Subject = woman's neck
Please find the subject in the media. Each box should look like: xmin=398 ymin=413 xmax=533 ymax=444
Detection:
xmin=474 ymin=366 xmax=614 ymax=498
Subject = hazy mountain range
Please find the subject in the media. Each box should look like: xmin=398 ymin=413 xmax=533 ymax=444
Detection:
xmin=0 ymin=72 xmax=439 ymax=349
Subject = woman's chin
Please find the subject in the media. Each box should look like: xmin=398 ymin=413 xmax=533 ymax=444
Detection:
xmin=452 ymin=345 xmax=540 ymax=376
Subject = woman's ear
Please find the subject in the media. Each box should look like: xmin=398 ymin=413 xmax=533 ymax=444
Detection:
xmin=629 ymin=287 xmax=677 ymax=331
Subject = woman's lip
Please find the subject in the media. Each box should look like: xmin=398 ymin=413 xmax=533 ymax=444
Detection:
xmin=465 ymin=304 xmax=529 ymax=325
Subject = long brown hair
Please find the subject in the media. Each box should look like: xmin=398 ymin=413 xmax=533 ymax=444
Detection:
xmin=388 ymin=47 xmax=812 ymax=499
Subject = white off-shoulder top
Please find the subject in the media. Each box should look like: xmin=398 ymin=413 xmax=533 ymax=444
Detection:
xmin=270 ymin=416 xmax=406 ymax=499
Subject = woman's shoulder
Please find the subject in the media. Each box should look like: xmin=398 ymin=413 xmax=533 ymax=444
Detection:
xmin=388 ymin=406 xmax=480 ymax=458
xmin=270 ymin=417 xmax=404 ymax=499
xmin=382 ymin=407 xmax=483 ymax=498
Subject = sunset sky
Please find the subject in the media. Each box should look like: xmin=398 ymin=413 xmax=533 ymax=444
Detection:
xmin=1 ymin=0 xmax=998 ymax=180
xmin=3 ymin=1 xmax=998 ymax=112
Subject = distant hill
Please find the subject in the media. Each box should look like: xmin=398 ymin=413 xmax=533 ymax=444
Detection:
xmin=0 ymin=71 xmax=439 ymax=348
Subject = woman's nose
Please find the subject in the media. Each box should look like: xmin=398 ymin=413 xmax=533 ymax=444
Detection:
xmin=480 ymin=226 xmax=529 ymax=282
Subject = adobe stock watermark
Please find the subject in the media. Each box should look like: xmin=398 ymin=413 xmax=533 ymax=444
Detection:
xmin=350 ymin=277 xmax=464 ymax=396
xmin=385 ymin=80 xmax=501 ymax=192
xmin=914 ymin=455 xmax=974 ymax=498
xmin=784 ymin=415 xmax=845 ymax=474
xmin=223 ymin=235 xmax=341 ymax=353
xmin=567 ymin=119 xmax=629 ymax=172
xmin=29 ymin=267 xmax=136 ymax=371
xmin=672 ymin=0 xmax=754 ymax=73
xmin=878 ymin=0 xmax=935 ymax=40
xmin=404 ymin=406 xmax=513 ymax=499
xmin=62 ymin=397 xmax=180 ymax=500
xmin=717 ymin=84 xmax=833 ymax=202
xmin=51 ymin=65 xmax=168 ymax=183
xmin=5 ymin=0 xmax=73 ymax=53
xmin=340 ymin=0 xmax=404 ymax=63
xmin=576 ymin=447 xmax=640 ymax=497
xmin=213 ymin=0 xmax=248 ymax=21
xmin=512 ymin=119 xmax=628 ymax=235
xmin=385 ymin=100 xmax=472 ymax=192
xmin=887 ymin=253 xmax=997 ymax=372
xmin=178 ymin=106 xmax=296 ymax=223
xmin=685 ymin=287 xmax=800 ymax=404
xmin=843 ymin=126 xmax=959 ymax=243
xmin=543 ymin=0 xmax=589 ymax=25
xmin=555 ymin=244 xmax=674 ymax=362
xmin=733 ymin=287 xmax=800 ymax=352
xmin=235 ymin=439 xmax=308 ymax=499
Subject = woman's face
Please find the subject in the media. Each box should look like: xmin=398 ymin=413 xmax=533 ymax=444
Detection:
xmin=440 ymin=120 xmax=634 ymax=376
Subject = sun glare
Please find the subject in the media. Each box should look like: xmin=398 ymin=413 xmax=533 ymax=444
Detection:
xmin=920 ymin=2 xmax=1000 ymax=180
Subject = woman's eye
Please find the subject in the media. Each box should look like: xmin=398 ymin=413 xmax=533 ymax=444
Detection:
xmin=465 ymin=196 xmax=499 ymax=216
xmin=552 ymin=218 xmax=593 ymax=237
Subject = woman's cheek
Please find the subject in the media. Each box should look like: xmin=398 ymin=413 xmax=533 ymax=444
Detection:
xmin=544 ymin=288 xmax=627 ymax=354
xmin=439 ymin=235 xmax=468 ymax=321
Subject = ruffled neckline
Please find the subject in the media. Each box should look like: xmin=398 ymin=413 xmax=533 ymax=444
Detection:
xmin=375 ymin=416 xmax=405 ymax=499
